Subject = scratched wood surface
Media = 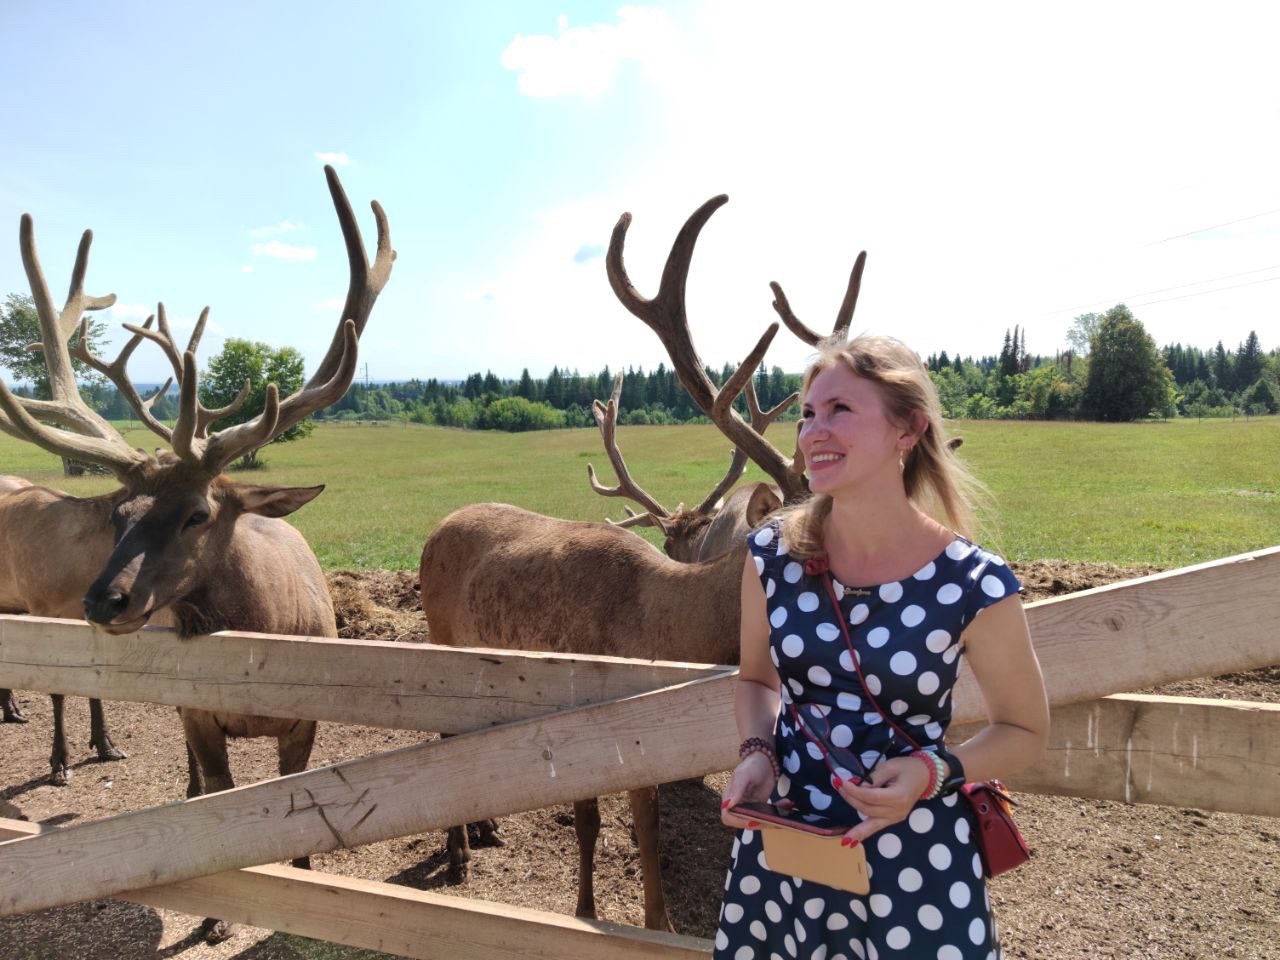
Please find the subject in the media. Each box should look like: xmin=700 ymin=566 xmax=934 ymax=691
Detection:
xmin=954 ymin=694 xmax=1280 ymax=818
xmin=0 ymin=616 xmax=725 ymax=732
xmin=0 ymin=819 xmax=711 ymax=959
xmin=1 ymin=546 xmax=1275 ymax=734
xmin=951 ymin=545 xmax=1280 ymax=721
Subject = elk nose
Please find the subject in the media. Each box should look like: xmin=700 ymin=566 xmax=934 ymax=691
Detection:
xmin=84 ymin=589 xmax=129 ymax=625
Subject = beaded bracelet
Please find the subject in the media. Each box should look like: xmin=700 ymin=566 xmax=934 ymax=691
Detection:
xmin=910 ymin=750 xmax=939 ymax=800
xmin=914 ymin=751 xmax=951 ymax=801
xmin=739 ymin=737 xmax=782 ymax=779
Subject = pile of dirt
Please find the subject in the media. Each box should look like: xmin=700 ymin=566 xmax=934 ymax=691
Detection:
xmin=0 ymin=561 xmax=1276 ymax=960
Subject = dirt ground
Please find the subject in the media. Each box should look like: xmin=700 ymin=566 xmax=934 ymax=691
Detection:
xmin=0 ymin=560 xmax=1277 ymax=960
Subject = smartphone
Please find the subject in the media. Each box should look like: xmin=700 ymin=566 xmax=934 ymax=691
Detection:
xmin=727 ymin=801 xmax=848 ymax=837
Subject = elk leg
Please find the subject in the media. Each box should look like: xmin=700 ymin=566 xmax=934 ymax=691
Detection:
xmin=629 ymin=785 xmax=673 ymax=932
xmin=184 ymin=742 xmax=205 ymax=799
xmin=180 ymin=710 xmax=236 ymax=944
xmin=1 ymin=689 xmax=27 ymax=724
xmin=277 ymin=721 xmax=317 ymax=869
xmin=471 ymin=818 xmax=506 ymax=848
xmin=446 ymin=825 xmax=472 ymax=883
xmin=88 ymin=698 xmax=126 ymax=762
xmin=49 ymin=694 xmax=71 ymax=786
xmin=180 ymin=710 xmax=233 ymax=794
xmin=573 ymin=797 xmax=601 ymax=919
xmin=440 ymin=731 xmax=478 ymax=882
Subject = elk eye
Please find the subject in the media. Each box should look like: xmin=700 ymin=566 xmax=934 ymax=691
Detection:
xmin=184 ymin=510 xmax=211 ymax=531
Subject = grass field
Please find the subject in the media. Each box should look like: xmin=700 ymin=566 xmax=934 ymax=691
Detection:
xmin=0 ymin=416 xmax=1276 ymax=570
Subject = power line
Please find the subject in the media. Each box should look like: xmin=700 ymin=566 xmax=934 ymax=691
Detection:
xmin=1045 ymin=262 xmax=1280 ymax=316
xmin=1144 ymin=205 xmax=1280 ymax=246
xmin=1127 ymin=272 xmax=1280 ymax=308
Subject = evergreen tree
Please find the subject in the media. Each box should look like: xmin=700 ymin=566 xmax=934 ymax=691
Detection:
xmin=1211 ymin=342 xmax=1232 ymax=391
xmin=516 ymin=368 xmax=535 ymax=400
xmin=1235 ymin=331 xmax=1264 ymax=389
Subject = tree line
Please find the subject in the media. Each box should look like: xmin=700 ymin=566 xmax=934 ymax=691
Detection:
xmin=2 ymin=292 xmax=1277 ymax=439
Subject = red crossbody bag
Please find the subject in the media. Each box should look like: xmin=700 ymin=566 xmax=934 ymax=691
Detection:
xmin=815 ymin=569 xmax=1030 ymax=879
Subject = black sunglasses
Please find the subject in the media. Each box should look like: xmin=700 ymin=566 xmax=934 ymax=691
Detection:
xmin=789 ymin=701 xmax=894 ymax=785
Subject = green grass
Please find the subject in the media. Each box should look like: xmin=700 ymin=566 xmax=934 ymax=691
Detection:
xmin=1 ymin=417 xmax=1276 ymax=570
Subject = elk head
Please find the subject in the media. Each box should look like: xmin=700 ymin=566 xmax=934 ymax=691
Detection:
xmin=0 ymin=166 xmax=394 ymax=634
xmin=586 ymin=371 xmax=788 ymax=560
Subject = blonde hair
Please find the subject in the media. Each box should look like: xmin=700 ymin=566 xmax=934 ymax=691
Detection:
xmin=780 ymin=334 xmax=983 ymax=558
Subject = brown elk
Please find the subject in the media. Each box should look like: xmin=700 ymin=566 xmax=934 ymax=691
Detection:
xmin=419 ymin=484 xmax=779 ymax=930
xmin=0 ymin=475 xmax=131 ymax=776
xmin=0 ymin=166 xmax=393 ymax=938
xmin=424 ymin=341 xmax=795 ymax=930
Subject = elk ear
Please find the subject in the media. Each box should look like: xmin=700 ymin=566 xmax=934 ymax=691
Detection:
xmin=233 ymin=484 xmax=326 ymax=518
xmin=746 ymin=483 xmax=782 ymax=526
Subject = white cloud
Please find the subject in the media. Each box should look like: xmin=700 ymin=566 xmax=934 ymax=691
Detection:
xmin=106 ymin=302 xmax=153 ymax=320
xmin=240 ymin=265 xmax=254 ymax=273
xmin=248 ymin=220 xmax=304 ymax=238
xmin=315 ymin=151 xmax=350 ymax=167
xmin=501 ymin=6 xmax=675 ymax=99
xmin=252 ymin=241 xmax=318 ymax=262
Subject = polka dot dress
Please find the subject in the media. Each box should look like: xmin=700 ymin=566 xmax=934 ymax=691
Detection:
xmin=714 ymin=521 xmax=1022 ymax=960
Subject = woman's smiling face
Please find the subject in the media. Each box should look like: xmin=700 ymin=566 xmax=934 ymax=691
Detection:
xmin=797 ymin=362 xmax=906 ymax=495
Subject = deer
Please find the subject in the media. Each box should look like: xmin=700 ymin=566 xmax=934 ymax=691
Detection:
xmin=0 ymin=165 xmax=393 ymax=940
xmin=0 ymin=474 xmax=132 ymax=775
xmin=420 ymin=272 xmax=804 ymax=930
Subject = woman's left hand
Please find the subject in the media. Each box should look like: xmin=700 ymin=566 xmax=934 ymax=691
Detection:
xmin=830 ymin=755 xmax=932 ymax=846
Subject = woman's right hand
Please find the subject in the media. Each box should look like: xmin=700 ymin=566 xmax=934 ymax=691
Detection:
xmin=720 ymin=752 xmax=781 ymax=829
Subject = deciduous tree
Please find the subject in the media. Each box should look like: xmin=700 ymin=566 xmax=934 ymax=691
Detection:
xmin=1080 ymin=305 xmax=1175 ymax=421
xmin=199 ymin=338 xmax=311 ymax=468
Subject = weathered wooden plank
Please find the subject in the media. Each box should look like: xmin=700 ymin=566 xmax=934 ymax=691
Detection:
xmin=0 ymin=671 xmax=741 ymax=917
xmin=0 ymin=615 xmax=724 ymax=732
xmin=951 ymin=545 xmax=1280 ymax=720
xmin=1 ymin=548 xmax=1275 ymax=733
xmin=957 ymin=694 xmax=1280 ymax=818
xmin=0 ymin=818 xmax=711 ymax=959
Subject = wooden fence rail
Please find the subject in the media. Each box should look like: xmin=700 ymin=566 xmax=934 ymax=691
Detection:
xmin=0 ymin=818 xmax=712 ymax=959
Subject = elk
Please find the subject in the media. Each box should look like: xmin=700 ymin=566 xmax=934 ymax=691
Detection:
xmin=419 ymin=484 xmax=779 ymax=930
xmin=425 ymin=363 xmax=794 ymax=930
xmin=0 ymin=475 xmax=131 ymax=775
xmin=0 ymin=165 xmax=393 ymax=939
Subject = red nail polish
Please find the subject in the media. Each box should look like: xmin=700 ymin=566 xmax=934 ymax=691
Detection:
xmin=746 ymin=820 xmax=761 ymax=829
xmin=831 ymin=775 xmax=844 ymax=788
xmin=849 ymin=839 xmax=860 ymax=848
xmin=720 ymin=799 xmax=731 ymax=810
xmin=840 ymin=837 xmax=852 ymax=847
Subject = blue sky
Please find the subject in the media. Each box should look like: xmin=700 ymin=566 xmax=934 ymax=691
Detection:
xmin=1 ymin=1 xmax=1278 ymax=385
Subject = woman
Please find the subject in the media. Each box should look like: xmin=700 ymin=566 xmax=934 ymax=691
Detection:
xmin=717 ymin=334 xmax=1049 ymax=959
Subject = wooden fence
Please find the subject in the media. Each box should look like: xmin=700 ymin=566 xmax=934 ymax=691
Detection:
xmin=0 ymin=545 xmax=1276 ymax=958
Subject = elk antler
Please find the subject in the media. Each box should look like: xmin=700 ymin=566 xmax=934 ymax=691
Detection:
xmin=769 ymin=250 xmax=867 ymax=346
xmin=69 ymin=312 xmax=176 ymax=441
xmin=121 ymin=304 xmax=251 ymax=439
xmin=606 ymin=196 xmax=806 ymax=503
xmin=0 ymin=217 xmax=149 ymax=474
xmin=587 ymin=373 xmax=671 ymax=527
xmin=168 ymin=165 xmax=395 ymax=473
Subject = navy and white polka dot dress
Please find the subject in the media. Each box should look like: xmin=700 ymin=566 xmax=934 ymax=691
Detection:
xmin=714 ymin=520 xmax=1022 ymax=960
